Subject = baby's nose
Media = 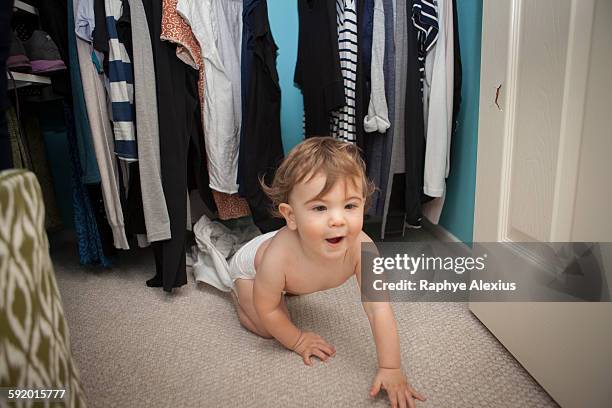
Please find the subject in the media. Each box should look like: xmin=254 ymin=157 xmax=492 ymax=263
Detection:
xmin=328 ymin=211 xmax=346 ymax=227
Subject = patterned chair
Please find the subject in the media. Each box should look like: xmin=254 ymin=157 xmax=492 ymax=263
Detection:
xmin=0 ymin=169 xmax=87 ymax=407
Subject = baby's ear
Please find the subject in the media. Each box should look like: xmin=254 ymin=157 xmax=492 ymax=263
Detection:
xmin=278 ymin=203 xmax=297 ymax=230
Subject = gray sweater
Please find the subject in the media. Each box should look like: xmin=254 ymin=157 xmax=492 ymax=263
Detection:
xmin=129 ymin=0 xmax=171 ymax=241
xmin=364 ymin=0 xmax=390 ymax=133
xmin=73 ymin=0 xmax=129 ymax=249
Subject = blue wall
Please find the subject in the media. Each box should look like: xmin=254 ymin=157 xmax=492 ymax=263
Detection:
xmin=268 ymin=0 xmax=304 ymax=153
xmin=268 ymin=0 xmax=483 ymax=244
xmin=439 ymin=0 xmax=483 ymax=244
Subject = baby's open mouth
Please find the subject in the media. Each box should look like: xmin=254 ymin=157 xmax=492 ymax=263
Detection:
xmin=326 ymin=237 xmax=344 ymax=244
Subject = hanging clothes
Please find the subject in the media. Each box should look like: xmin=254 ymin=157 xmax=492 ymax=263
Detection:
xmin=212 ymin=191 xmax=250 ymax=220
xmin=69 ymin=0 xmax=117 ymax=256
xmin=353 ymin=0 xmax=372 ymax=150
xmin=177 ymin=0 xmax=242 ymax=195
xmin=295 ymin=0 xmax=345 ymax=137
xmin=73 ymin=0 xmax=130 ymax=249
xmin=142 ymin=0 xmax=196 ymax=292
xmin=239 ymin=0 xmax=285 ymax=233
xmin=164 ymin=0 xmax=249 ymax=220
xmin=451 ymin=0 xmax=462 ymax=137
xmin=421 ymin=0 xmax=454 ymax=224
xmin=364 ymin=0 xmax=394 ymax=219
xmin=128 ymin=0 xmax=171 ymax=242
xmin=92 ymin=0 xmax=109 ymax=60
xmin=161 ymin=0 xmax=200 ymax=68
xmin=75 ymin=0 xmax=95 ymax=41
xmin=401 ymin=0 xmax=428 ymax=228
xmin=64 ymin=101 xmax=112 ymax=267
xmin=412 ymin=0 xmax=439 ymax=95
xmin=364 ymin=0 xmax=390 ymax=133
xmin=330 ymin=0 xmax=359 ymax=143
xmin=380 ymin=0 xmax=425 ymax=237
xmin=105 ymin=0 xmax=138 ymax=161
xmin=160 ymin=0 xmax=206 ymax=130
xmin=68 ymin=0 xmax=101 ymax=186
xmin=360 ymin=0 xmax=374 ymax=90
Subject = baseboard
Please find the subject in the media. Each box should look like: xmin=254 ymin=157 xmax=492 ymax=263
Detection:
xmin=422 ymin=219 xmax=472 ymax=255
xmin=422 ymin=219 xmax=460 ymax=242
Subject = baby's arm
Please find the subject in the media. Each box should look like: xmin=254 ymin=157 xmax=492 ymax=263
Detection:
xmin=253 ymin=257 xmax=335 ymax=364
xmin=355 ymin=233 xmax=426 ymax=407
xmin=253 ymin=257 xmax=300 ymax=348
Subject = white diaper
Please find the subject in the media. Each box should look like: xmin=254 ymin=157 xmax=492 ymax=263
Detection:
xmin=228 ymin=230 xmax=279 ymax=285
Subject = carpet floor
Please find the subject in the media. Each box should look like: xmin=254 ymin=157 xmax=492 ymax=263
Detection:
xmin=50 ymin=227 xmax=559 ymax=408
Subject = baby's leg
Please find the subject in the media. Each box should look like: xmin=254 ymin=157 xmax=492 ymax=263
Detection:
xmin=232 ymin=278 xmax=289 ymax=339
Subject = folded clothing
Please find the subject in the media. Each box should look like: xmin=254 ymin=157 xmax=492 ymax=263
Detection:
xmin=23 ymin=30 xmax=67 ymax=74
xmin=7 ymin=31 xmax=31 ymax=72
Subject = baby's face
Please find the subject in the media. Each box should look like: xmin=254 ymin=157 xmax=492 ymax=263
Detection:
xmin=288 ymin=173 xmax=364 ymax=260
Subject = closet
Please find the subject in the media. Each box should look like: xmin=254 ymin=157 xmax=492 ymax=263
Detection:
xmin=4 ymin=0 xmax=473 ymax=294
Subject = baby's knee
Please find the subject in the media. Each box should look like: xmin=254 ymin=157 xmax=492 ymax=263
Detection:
xmin=236 ymin=306 xmax=272 ymax=339
xmin=255 ymin=329 xmax=273 ymax=339
xmin=241 ymin=318 xmax=273 ymax=339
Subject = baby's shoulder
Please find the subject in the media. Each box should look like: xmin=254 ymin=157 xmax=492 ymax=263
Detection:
xmin=351 ymin=231 xmax=375 ymax=252
xmin=256 ymin=228 xmax=298 ymax=272
xmin=348 ymin=231 xmax=376 ymax=265
xmin=357 ymin=230 xmax=375 ymax=244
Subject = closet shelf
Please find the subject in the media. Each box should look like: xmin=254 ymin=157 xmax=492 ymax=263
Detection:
xmin=13 ymin=0 xmax=39 ymax=16
xmin=7 ymin=72 xmax=52 ymax=90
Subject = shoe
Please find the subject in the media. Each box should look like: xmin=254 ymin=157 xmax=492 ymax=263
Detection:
xmin=405 ymin=218 xmax=423 ymax=229
xmin=7 ymin=31 xmax=32 ymax=72
xmin=22 ymin=30 xmax=67 ymax=74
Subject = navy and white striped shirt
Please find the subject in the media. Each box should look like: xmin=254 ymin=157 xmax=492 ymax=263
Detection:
xmin=412 ymin=0 xmax=439 ymax=93
xmin=105 ymin=0 xmax=137 ymax=161
xmin=330 ymin=0 xmax=358 ymax=143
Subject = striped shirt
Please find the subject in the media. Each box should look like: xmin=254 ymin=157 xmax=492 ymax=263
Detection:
xmin=330 ymin=0 xmax=358 ymax=143
xmin=412 ymin=0 xmax=439 ymax=93
xmin=105 ymin=0 xmax=137 ymax=161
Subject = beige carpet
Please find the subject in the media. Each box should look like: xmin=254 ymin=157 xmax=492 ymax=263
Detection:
xmin=51 ymin=235 xmax=559 ymax=408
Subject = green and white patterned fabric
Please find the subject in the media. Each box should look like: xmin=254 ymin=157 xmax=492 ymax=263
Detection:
xmin=0 ymin=169 xmax=87 ymax=407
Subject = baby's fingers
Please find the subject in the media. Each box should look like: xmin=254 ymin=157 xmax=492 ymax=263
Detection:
xmin=408 ymin=386 xmax=426 ymax=402
xmin=370 ymin=378 xmax=382 ymax=397
xmin=388 ymin=390 xmax=399 ymax=408
xmin=402 ymin=389 xmax=415 ymax=408
xmin=311 ymin=348 xmax=330 ymax=362
xmin=316 ymin=341 xmax=335 ymax=358
xmin=397 ymin=389 xmax=408 ymax=408
xmin=403 ymin=389 xmax=420 ymax=408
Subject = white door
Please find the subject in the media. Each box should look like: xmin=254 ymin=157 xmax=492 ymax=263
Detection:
xmin=471 ymin=0 xmax=612 ymax=407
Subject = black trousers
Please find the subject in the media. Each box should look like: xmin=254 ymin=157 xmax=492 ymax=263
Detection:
xmin=142 ymin=0 xmax=192 ymax=292
xmin=403 ymin=0 xmax=426 ymax=225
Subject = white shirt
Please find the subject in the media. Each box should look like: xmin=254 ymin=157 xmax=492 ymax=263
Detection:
xmin=177 ymin=0 xmax=243 ymax=194
xmin=364 ymin=0 xmax=391 ymax=133
xmin=422 ymin=0 xmax=454 ymax=224
xmin=423 ymin=0 xmax=453 ymax=198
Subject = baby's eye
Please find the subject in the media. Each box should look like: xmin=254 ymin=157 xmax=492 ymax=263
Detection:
xmin=313 ymin=205 xmax=327 ymax=212
xmin=345 ymin=203 xmax=359 ymax=210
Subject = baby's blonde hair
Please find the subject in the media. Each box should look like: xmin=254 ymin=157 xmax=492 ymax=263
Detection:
xmin=261 ymin=137 xmax=376 ymax=218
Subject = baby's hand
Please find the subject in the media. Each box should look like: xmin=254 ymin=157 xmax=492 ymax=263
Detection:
xmin=370 ymin=368 xmax=426 ymax=408
xmin=292 ymin=331 xmax=336 ymax=366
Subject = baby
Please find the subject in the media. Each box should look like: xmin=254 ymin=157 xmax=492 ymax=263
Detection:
xmin=228 ymin=137 xmax=426 ymax=407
